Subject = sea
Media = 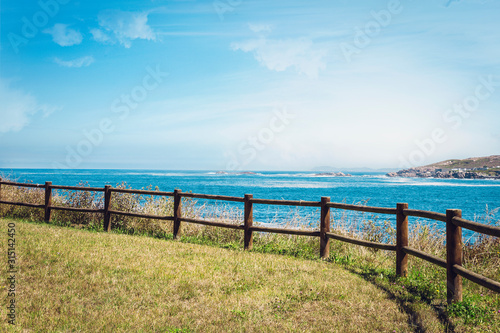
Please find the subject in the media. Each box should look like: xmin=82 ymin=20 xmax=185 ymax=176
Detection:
xmin=1 ymin=169 xmax=499 ymax=239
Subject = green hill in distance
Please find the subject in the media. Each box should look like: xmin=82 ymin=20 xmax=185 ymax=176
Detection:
xmin=387 ymin=155 xmax=500 ymax=179
xmin=428 ymin=155 xmax=500 ymax=170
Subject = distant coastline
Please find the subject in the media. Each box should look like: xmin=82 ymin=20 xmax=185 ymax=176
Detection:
xmin=387 ymin=155 xmax=500 ymax=179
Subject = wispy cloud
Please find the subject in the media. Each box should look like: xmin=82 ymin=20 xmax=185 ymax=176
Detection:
xmin=248 ymin=23 xmax=273 ymax=33
xmin=0 ymin=79 xmax=56 ymax=133
xmin=54 ymin=56 xmax=95 ymax=68
xmin=231 ymin=37 xmax=327 ymax=78
xmin=43 ymin=24 xmax=83 ymax=46
xmin=92 ymin=10 xmax=156 ymax=48
xmin=90 ymin=28 xmax=111 ymax=44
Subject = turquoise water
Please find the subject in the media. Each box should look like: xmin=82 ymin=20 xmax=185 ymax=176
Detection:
xmin=1 ymin=169 xmax=499 ymax=237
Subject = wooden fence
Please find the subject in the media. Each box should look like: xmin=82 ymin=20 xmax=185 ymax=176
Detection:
xmin=1 ymin=178 xmax=499 ymax=304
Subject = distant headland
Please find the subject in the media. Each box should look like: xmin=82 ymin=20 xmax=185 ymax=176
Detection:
xmin=387 ymin=155 xmax=500 ymax=179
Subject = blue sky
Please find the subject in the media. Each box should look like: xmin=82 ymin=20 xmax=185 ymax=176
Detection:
xmin=0 ymin=0 xmax=499 ymax=171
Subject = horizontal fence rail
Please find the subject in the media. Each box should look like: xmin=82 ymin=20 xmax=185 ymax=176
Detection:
xmin=0 ymin=200 xmax=44 ymax=209
xmin=251 ymin=198 xmax=321 ymax=207
xmin=403 ymin=246 xmax=447 ymax=269
xmin=452 ymin=216 xmax=500 ymax=237
xmin=250 ymin=225 xmax=320 ymax=237
xmin=403 ymin=209 xmax=447 ymax=223
xmin=108 ymin=209 xmax=174 ymax=221
xmin=453 ymin=265 xmax=500 ymax=294
xmin=0 ymin=177 xmax=498 ymax=303
xmin=326 ymin=232 xmax=396 ymax=251
xmin=50 ymin=206 xmax=104 ymax=214
xmin=50 ymin=185 xmax=105 ymax=192
xmin=180 ymin=217 xmax=244 ymax=229
xmin=110 ymin=188 xmax=174 ymax=196
xmin=0 ymin=180 xmax=45 ymax=188
xmin=327 ymin=202 xmax=397 ymax=215
xmin=181 ymin=192 xmax=244 ymax=202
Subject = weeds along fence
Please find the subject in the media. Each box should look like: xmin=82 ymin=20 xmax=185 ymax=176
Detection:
xmin=1 ymin=178 xmax=499 ymax=304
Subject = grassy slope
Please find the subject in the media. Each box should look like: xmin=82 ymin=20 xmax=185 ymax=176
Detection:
xmin=1 ymin=219 xmax=415 ymax=333
xmin=429 ymin=155 xmax=500 ymax=170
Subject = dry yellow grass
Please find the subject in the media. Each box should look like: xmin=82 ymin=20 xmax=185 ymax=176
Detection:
xmin=0 ymin=218 xmax=424 ymax=332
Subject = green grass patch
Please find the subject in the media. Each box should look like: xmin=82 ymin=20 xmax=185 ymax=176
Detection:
xmin=1 ymin=218 xmax=416 ymax=332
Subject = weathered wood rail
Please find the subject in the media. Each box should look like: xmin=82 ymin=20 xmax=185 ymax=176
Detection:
xmin=1 ymin=178 xmax=499 ymax=303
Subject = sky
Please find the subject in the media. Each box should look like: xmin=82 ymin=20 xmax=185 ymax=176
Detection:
xmin=0 ymin=0 xmax=499 ymax=171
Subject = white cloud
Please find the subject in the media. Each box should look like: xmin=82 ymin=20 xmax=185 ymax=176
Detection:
xmin=43 ymin=24 xmax=83 ymax=46
xmin=232 ymin=37 xmax=327 ymax=78
xmin=0 ymin=79 xmax=56 ymax=133
xmin=54 ymin=56 xmax=95 ymax=68
xmin=95 ymin=10 xmax=156 ymax=48
xmin=90 ymin=28 xmax=111 ymax=43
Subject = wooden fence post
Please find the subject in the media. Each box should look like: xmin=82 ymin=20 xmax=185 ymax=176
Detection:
xmin=396 ymin=203 xmax=409 ymax=277
xmin=320 ymin=196 xmax=331 ymax=259
xmin=44 ymin=181 xmax=52 ymax=222
xmin=244 ymin=194 xmax=253 ymax=250
xmin=447 ymin=209 xmax=463 ymax=304
xmin=173 ymin=189 xmax=182 ymax=239
xmin=103 ymin=185 xmax=112 ymax=232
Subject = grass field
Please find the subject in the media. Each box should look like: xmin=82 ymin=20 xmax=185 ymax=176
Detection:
xmin=0 ymin=218 xmax=433 ymax=332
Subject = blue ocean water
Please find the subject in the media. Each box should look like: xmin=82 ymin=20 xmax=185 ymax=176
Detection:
xmin=1 ymin=169 xmax=499 ymax=237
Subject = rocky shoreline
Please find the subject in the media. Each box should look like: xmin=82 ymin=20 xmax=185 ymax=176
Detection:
xmin=386 ymin=168 xmax=500 ymax=179
xmin=314 ymin=172 xmax=352 ymax=177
